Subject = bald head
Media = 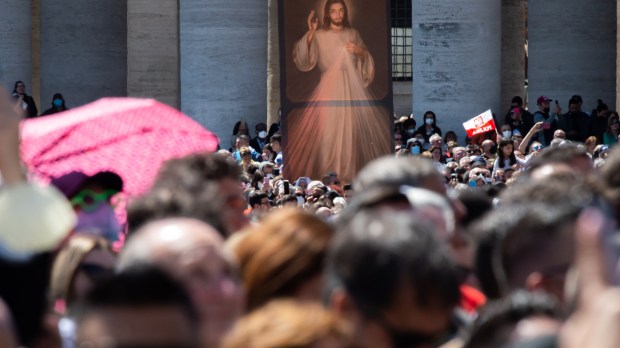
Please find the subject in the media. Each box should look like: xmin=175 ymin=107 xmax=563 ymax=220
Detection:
xmin=117 ymin=218 xmax=243 ymax=348
xmin=117 ymin=218 xmax=224 ymax=272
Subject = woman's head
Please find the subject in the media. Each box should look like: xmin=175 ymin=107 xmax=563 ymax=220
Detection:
xmin=221 ymin=300 xmax=353 ymax=348
xmin=13 ymin=81 xmax=25 ymax=95
xmin=444 ymin=131 xmax=457 ymax=144
xmin=585 ymin=136 xmax=598 ymax=153
xmin=51 ymin=93 xmax=66 ymax=109
xmin=607 ymin=114 xmax=620 ymax=134
xmin=498 ymin=138 xmax=514 ymax=157
xmin=233 ymin=120 xmax=249 ymax=136
xmin=232 ymin=209 xmax=333 ymax=311
xmin=50 ymin=234 xmax=114 ymax=309
xmin=429 ymin=145 xmax=442 ymax=160
xmin=423 ymin=111 xmax=437 ymax=126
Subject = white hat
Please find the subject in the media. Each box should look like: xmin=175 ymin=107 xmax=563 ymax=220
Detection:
xmin=0 ymin=184 xmax=76 ymax=261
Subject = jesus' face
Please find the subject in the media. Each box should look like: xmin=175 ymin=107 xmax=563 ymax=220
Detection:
xmin=328 ymin=2 xmax=345 ymax=26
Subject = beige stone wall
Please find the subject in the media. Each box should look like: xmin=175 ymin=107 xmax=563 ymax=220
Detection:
xmin=501 ymin=0 xmax=526 ymax=113
xmin=127 ymin=0 xmax=179 ymax=108
xmin=267 ymin=0 xmax=280 ymax=127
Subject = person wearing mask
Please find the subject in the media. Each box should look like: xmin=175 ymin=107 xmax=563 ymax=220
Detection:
xmin=11 ymin=80 xmax=37 ymax=118
xmin=504 ymin=96 xmax=534 ymax=136
xmin=533 ymin=96 xmax=561 ymax=146
xmin=51 ymin=171 xmax=124 ymax=243
xmin=416 ymin=111 xmax=442 ymax=143
xmin=41 ymin=93 xmax=69 ymax=116
xmin=250 ymin=123 xmax=269 ymax=152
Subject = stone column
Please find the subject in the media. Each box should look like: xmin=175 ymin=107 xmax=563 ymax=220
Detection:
xmin=529 ymin=0 xmax=616 ymax=113
xmin=180 ymin=0 xmax=268 ymax=149
xmin=0 ymin=1 xmax=32 ymax=92
xmin=127 ymin=0 xmax=180 ymax=108
xmin=266 ymin=0 xmax=280 ymax=128
xmin=501 ymin=0 xmax=526 ymax=113
xmin=412 ymin=0 xmax=502 ymax=140
xmin=40 ymin=1 xmax=127 ymax=108
xmin=617 ymin=0 xmax=620 ymax=112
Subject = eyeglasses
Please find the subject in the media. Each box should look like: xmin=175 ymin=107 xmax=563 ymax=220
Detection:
xmin=70 ymin=189 xmax=118 ymax=212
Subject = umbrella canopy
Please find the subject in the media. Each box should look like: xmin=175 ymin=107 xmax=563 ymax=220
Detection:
xmin=21 ymin=98 xmax=219 ymax=196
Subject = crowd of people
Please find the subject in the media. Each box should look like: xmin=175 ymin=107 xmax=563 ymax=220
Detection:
xmin=2 ymin=79 xmax=620 ymax=348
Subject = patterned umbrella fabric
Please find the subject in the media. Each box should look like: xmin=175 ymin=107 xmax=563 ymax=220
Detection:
xmin=20 ymin=98 xmax=219 ymax=196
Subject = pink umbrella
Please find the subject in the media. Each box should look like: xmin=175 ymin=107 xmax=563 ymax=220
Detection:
xmin=20 ymin=97 xmax=219 ymax=196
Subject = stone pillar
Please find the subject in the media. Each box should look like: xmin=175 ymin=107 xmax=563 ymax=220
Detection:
xmin=0 ymin=1 xmax=32 ymax=92
xmin=501 ymin=0 xmax=526 ymax=113
xmin=412 ymin=0 xmax=502 ymax=140
xmin=127 ymin=0 xmax=180 ymax=108
xmin=180 ymin=0 xmax=268 ymax=149
xmin=40 ymin=1 xmax=127 ymax=108
xmin=266 ymin=0 xmax=280 ymax=128
xmin=617 ymin=0 xmax=620 ymax=112
xmin=529 ymin=0 xmax=616 ymax=113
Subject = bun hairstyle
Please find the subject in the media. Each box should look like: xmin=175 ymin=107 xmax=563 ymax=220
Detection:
xmin=597 ymin=99 xmax=609 ymax=113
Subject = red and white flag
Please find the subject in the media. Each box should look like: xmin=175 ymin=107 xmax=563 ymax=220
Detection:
xmin=463 ymin=110 xmax=496 ymax=137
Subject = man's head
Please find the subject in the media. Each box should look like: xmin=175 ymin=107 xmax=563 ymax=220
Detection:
xmin=118 ymin=218 xmax=244 ymax=347
xmin=76 ymin=265 xmax=200 ymax=348
xmin=343 ymin=183 xmax=354 ymax=203
xmin=511 ymin=96 xmax=523 ymax=108
xmin=537 ymin=96 xmax=551 ymax=113
xmin=249 ymin=191 xmax=270 ymax=215
xmin=255 ymin=123 xmax=267 ymax=138
xmin=327 ymin=209 xmax=460 ymax=348
xmin=322 ymin=0 xmax=351 ymax=29
xmin=553 ymin=129 xmax=566 ymax=139
xmin=235 ymin=135 xmax=250 ymax=150
xmin=128 ymin=153 xmax=247 ymax=236
xmin=429 ymin=134 xmax=443 ymax=149
xmin=568 ymin=97 xmax=580 ymax=114
xmin=481 ymin=140 xmax=496 ymax=156
xmin=528 ymin=144 xmax=592 ymax=176
xmin=270 ymin=133 xmax=282 ymax=153
xmin=452 ymin=147 xmax=466 ymax=163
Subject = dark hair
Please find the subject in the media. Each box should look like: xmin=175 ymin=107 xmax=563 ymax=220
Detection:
xmin=527 ymin=144 xmax=589 ymax=172
xmin=596 ymin=99 xmax=609 ymax=113
xmin=464 ymin=290 xmax=563 ymax=348
xmin=354 ymin=156 xmax=439 ymax=192
xmin=496 ymin=138 xmax=517 ymax=168
xmin=249 ymin=191 xmax=268 ymax=208
xmin=50 ymin=93 xmax=68 ymax=110
xmin=423 ymin=111 xmax=437 ymax=126
xmin=322 ymin=0 xmax=351 ymax=29
xmin=0 ymin=253 xmax=54 ymax=346
xmin=12 ymin=80 xmax=24 ymax=94
xmin=511 ymin=96 xmax=523 ymax=106
xmin=75 ymin=266 xmax=199 ymax=341
xmin=255 ymin=122 xmax=267 ymax=131
xmin=444 ymin=131 xmax=457 ymax=144
xmin=233 ymin=120 xmax=249 ymax=136
xmin=570 ymin=95 xmax=583 ymax=105
xmin=127 ymin=154 xmax=240 ymax=235
xmin=471 ymin=200 xmax=582 ymax=297
xmin=328 ymin=210 xmax=460 ymax=316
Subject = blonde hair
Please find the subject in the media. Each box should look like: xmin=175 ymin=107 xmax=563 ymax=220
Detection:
xmin=49 ymin=234 xmax=112 ymax=307
xmin=232 ymin=208 xmax=333 ymax=311
xmin=221 ymin=300 xmax=353 ymax=348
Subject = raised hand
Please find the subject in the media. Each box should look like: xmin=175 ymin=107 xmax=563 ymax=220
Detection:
xmin=0 ymin=87 xmax=25 ymax=185
xmin=307 ymin=10 xmax=319 ymax=47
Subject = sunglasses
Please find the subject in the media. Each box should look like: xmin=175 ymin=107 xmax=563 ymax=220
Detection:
xmin=70 ymin=189 xmax=118 ymax=212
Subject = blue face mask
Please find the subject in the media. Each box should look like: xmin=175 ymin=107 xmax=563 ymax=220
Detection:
xmin=53 ymin=99 xmax=63 ymax=108
xmin=411 ymin=146 xmax=421 ymax=155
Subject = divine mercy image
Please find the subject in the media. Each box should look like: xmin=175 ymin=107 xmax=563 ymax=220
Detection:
xmin=281 ymin=0 xmax=392 ymax=183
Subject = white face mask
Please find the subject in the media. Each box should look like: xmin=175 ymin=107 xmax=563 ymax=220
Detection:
xmin=258 ymin=182 xmax=264 ymax=190
xmin=425 ymin=118 xmax=434 ymax=125
xmin=406 ymin=129 xmax=415 ymax=135
xmin=502 ymin=131 xmax=512 ymax=138
xmin=417 ymin=138 xmax=425 ymax=145
xmin=258 ymin=131 xmax=268 ymax=139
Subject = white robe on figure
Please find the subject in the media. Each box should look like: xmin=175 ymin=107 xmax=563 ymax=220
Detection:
xmin=288 ymin=27 xmax=391 ymax=183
